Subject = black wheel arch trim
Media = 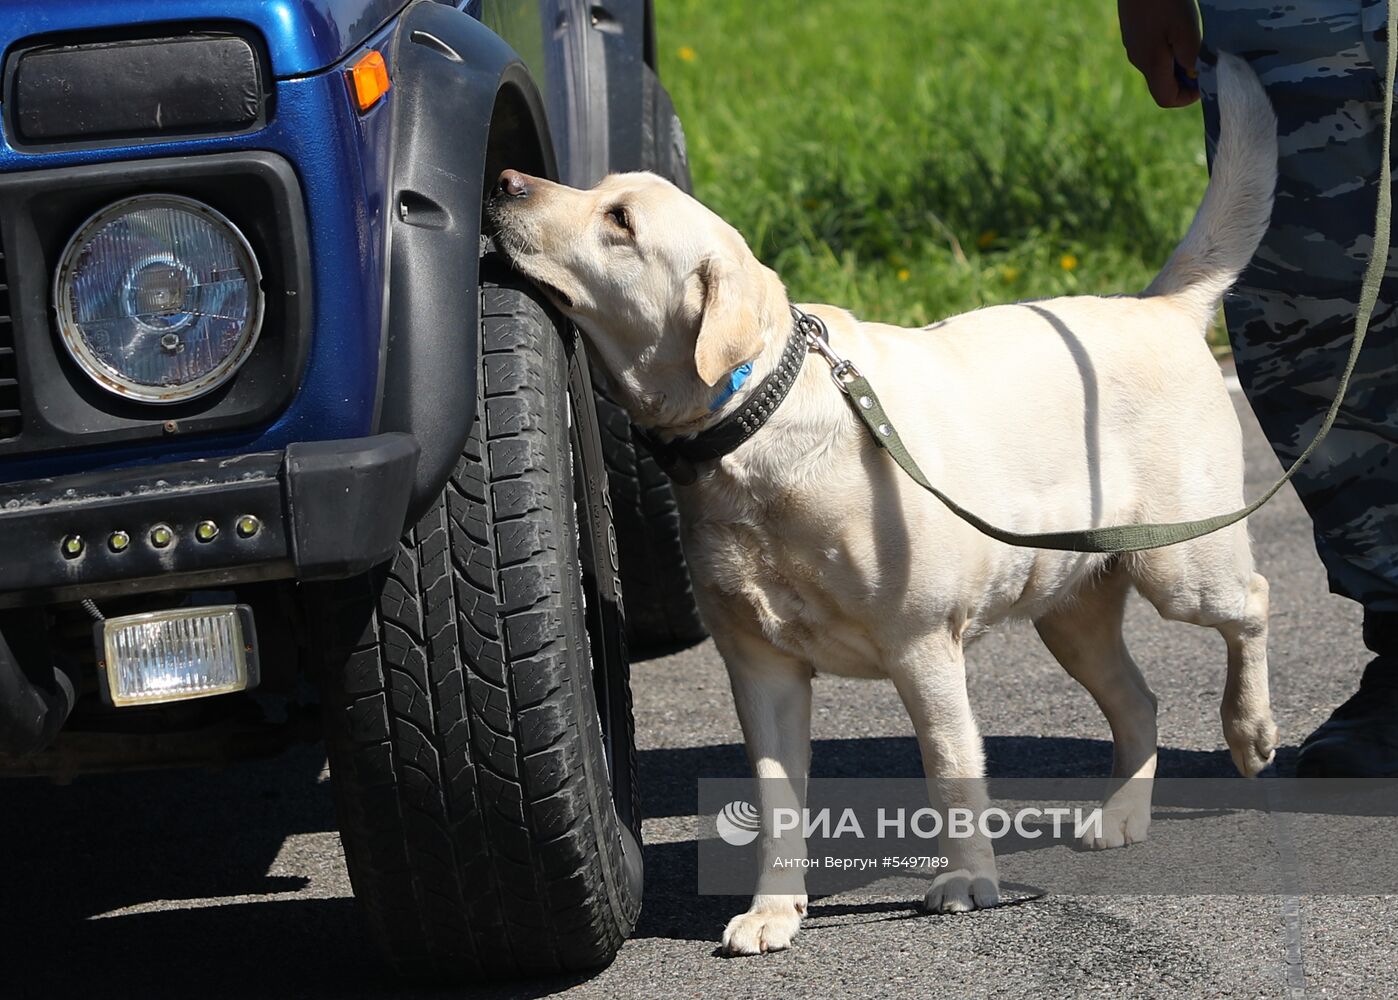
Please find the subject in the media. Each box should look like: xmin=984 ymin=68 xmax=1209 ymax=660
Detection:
xmin=375 ymin=0 xmax=559 ymax=526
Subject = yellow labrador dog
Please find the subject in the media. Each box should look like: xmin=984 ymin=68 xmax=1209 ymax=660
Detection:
xmin=488 ymin=53 xmax=1279 ymax=955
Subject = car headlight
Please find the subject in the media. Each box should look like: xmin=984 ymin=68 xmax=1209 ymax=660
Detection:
xmin=53 ymin=194 xmax=264 ymax=404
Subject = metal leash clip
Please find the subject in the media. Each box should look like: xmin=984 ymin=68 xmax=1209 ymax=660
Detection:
xmin=793 ymin=307 xmax=861 ymax=393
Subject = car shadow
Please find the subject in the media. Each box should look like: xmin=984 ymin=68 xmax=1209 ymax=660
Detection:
xmin=0 ymin=742 xmax=597 ymax=999
xmin=0 ymin=733 xmax=1299 ymax=997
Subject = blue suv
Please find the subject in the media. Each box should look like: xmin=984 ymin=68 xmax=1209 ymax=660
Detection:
xmin=0 ymin=0 xmax=701 ymax=980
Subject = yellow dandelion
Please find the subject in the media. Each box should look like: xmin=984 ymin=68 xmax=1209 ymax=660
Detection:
xmin=1000 ymin=266 xmax=1020 ymax=283
xmin=677 ymin=45 xmax=696 ymax=62
xmin=1060 ymin=253 xmax=1079 ymax=272
xmin=896 ymin=268 xmax=911 ymax=282
xmin=977 ymin=229 xmax=998 ymax=250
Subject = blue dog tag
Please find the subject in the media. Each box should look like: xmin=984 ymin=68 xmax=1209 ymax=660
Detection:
xmin=709 ymin=362 xmax=753 ymax=411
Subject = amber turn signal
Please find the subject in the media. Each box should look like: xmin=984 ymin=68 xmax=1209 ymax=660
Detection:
xmin=348 ymin=50 xmax=390 ymax=112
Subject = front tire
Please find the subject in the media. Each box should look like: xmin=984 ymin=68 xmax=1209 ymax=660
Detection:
xmin=309 ymin=264 xmax=642 ymax=981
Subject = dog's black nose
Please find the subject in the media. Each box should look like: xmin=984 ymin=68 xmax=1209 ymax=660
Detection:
xmin=497 ymin=169 xmax=530 ymax=199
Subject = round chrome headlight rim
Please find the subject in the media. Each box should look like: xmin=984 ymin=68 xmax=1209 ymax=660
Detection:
xmin=52 ymin=193 xmax=265 ymax=405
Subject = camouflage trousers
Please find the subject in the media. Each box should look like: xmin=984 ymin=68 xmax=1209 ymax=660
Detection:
xmin=1199 ymin=0 xmax=1398 ymax=613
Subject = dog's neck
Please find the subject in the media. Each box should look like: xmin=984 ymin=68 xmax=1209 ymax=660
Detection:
xmin=657 ymin=301 xmax=810 ymax=439
xmin=673 ymin=305 xmax=859 ymax=492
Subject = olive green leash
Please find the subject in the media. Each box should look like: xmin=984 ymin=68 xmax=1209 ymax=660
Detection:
xmin=801 ymin=19 xmax=1397 ymax=554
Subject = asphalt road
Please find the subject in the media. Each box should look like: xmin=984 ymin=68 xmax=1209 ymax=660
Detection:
xmin=3 ymin=385 xmax=1394 ymax=999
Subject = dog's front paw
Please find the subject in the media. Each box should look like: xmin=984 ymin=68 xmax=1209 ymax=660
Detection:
xmin=923 ymin=870 xmax=999 ymax=913
xmin=720 ymin=899 xmax=805 ymax=955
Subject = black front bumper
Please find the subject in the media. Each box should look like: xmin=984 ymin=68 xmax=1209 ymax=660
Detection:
xmin=0 ymin=434 xmax=418 ymax=607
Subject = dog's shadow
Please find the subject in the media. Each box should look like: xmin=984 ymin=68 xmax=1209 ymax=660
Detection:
xmin=632 ymin=733 xmax=1276 ymax=944
xmin=637 ymin=732 xmax=1262 ymax=821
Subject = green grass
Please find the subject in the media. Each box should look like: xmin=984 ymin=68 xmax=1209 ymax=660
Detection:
xmin=654 ymin=0 xmax=1211 ymax=333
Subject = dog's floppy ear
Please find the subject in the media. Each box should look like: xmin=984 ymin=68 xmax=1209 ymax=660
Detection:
xmin=693 ymin=256 xmax=768 ymax=386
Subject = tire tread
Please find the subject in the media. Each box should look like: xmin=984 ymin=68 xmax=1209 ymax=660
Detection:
xmin=312 ymin=274 xmax=637 ymax=982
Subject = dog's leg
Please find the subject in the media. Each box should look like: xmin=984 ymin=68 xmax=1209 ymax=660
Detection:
xmin=1216 ymin=572 xmax=1277 ymax=776
xmin=1132 ymin=539 xmax=1278 ymax=777
xmin=890 ymin=632 xmax=1000 ymax=913
xmin=1035 ymin=565 xmax=1158 ymax=849
xmin=718 ymin=636 xmax=813 ymax=956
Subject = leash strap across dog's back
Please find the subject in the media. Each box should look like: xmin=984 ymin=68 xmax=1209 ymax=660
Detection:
xmin=809 ymin=11 xmax=1397 ymax=554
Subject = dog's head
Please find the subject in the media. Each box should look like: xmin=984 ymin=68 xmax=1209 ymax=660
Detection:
xmin=486 ymin=169 xmax=788 ymax=428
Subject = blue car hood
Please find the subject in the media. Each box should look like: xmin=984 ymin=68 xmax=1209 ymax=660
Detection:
xmin=0 ymin=0 xmax=410 ymax=77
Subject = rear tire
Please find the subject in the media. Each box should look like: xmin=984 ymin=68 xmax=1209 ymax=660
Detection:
xmin=309 ymin=263 xmax=642 ymax=982
xmin=597 ymin=65 xmax=707 ymax=659
xmin=640 ymin=64 xmax=691 ymax=192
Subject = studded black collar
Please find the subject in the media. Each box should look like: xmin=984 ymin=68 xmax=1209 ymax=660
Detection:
xmin=635 ymin=309 xmax=813 ymax=485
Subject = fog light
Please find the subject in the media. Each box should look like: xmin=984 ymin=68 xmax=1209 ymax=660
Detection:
xmin=100 ymin=605 xmax=259 ymax=707
xmin=195 ymin=520 xmax=219 ymax=543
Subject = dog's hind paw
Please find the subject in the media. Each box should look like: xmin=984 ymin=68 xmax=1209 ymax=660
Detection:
xmin=1224 ymin=714 xmax=1279 ymax=778
xmin=923 ymin=870 xmax=999 ymax=913
xmin=720 ymin=902 xmax=804 ymax=956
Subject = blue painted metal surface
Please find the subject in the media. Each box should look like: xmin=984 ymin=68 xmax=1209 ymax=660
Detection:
xmin=0 ymin=0 xmax=577 ymax=486
xmin=0 ymin=15 xmax=406 ymax=481
xmin=0 ymin=0 xmax=412 ymax=78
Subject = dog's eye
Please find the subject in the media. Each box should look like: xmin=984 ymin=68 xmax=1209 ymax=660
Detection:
xmin=606 ymin=204 xmax=632 ymax=234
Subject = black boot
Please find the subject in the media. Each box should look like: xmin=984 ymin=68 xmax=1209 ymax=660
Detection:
xmin=1295 ymin=610 xmax=1398 ymax=778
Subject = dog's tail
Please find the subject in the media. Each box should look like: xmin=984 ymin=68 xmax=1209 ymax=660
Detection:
xmin=1145 ymin=53 xmax=1277 ymax=325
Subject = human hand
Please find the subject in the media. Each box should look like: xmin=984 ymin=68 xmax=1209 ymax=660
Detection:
xmin=1117 ymin=0 xmax=1202 ymax=108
